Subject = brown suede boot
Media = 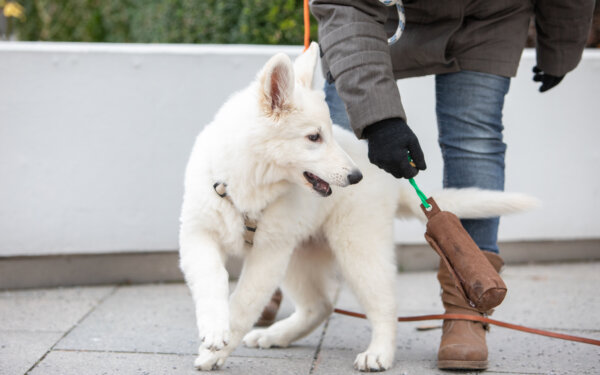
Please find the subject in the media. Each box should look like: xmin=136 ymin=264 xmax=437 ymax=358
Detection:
xmin=437 ymin=251 xmax=504 ymax=370
xmin=255 ymin=288 xmax=283 ymax=327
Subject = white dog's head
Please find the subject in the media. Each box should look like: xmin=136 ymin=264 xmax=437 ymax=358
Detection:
xmin=251 ymin=43 xmax=362 ymax=197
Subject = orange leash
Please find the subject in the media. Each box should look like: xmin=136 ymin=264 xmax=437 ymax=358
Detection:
xmin=333 ymin=308 xmax=600 ymax=346
xmin=303 ymin=0 xmax=310 ymax=51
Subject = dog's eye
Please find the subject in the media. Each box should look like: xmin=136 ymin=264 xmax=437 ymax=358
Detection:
xmin=307 ymin=133 xmax=321 ymax=142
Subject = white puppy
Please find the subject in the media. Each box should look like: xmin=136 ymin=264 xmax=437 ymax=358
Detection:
xmin=179 ymin=43 xmax=536 ymax=372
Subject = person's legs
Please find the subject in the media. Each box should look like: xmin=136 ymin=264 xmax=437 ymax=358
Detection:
xmin=435 ymin=70 xmax=510 ymax=370
xmin=436 ymin=70 xmax=510 ymax=254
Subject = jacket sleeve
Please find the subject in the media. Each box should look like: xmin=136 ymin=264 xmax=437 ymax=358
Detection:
xmin=534 ymin=0 xmax=595 ymax=76
xmin=311 ymin=0 xmax=406 ymax=138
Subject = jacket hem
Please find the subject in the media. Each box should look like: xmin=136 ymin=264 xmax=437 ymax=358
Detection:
xmin=393 ymin=58 xmax=518 ymax=79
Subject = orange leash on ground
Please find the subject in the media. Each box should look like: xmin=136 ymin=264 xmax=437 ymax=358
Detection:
xmin=333 ymin=308 xmax=600 ymax=347
xmin=301 ymin=0 xmax=600 ymax=349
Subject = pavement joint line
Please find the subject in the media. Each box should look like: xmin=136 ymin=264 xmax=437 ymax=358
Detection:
xmin=516 ymin=327 xmax=600 ymax=334
xmin=0 ymin=329 xmax=65 ymax=334
xmin=308 ymin=284 xmax=342 ymax=375
xmin=23 ymin=284 xmax=121 ymax=375
xmin=308 ymin=312 xmax=333 ymax=374
xmin=52 ymin=348 xmax=192 ymax=356
xmin=491 ymin=327 xmax=600 ymax=335
xmin=484 ymin=371 xmax=545 ymax=375
xmin=51 ymin=348 xmax=310 ymax=361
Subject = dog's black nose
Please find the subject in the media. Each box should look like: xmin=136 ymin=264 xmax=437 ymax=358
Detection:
xmin=347 ymin=170 xmax=363 ymax=185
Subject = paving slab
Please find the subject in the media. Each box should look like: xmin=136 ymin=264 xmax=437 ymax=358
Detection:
xmin=318 ymin=262 xmax=600 ymax=375
xmin=55 ymin=283 xmax=322 ymax=360
xmin=318 ymin=314 xmax=600 ymax=374
xmin=335 ymin=270 xmax=443 ymax=314
xmin=0 ymin=286 xmax=115 ymax=332
xmin=233 ymin=327 xmax=323 ymax=360
xmin=313 ymin=348 xmax=533 ymax=375
xmin=0 ymin=286 xmax=116 ymax=375
xmin=485 ymin=329 xmax=600 ymax=375
xmin=54 ymin=284 xmax=199 ymax=355
xmin=322 ymin=314 xmax=437 ymax=360
xmin=495 ymin=262 xmax=600 ymax=330
xmin=0 ymin=331 xmax=63 ymax=375
xmin=6 ymin=261 xmax=599 ymax=375
xmin=29 ymin=350 xmax=312 ymax=375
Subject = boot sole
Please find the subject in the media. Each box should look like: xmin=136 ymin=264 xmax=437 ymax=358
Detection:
xmin=438 ymin=360 xmax=488 ymax=370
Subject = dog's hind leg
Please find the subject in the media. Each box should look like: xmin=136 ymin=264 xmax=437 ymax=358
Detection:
xmin=243 ymin=239 xmax=336 ymax=348
xmin=325 ymin=213 xmax=398 ymax=372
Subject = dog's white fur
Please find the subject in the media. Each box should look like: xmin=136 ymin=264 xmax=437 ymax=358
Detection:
xmin=179 ymin=43 xmax=538 ymax=372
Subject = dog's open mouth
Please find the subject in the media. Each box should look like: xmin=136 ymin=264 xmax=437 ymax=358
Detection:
xmin=303 ymin=172 xmax=332 ymax=197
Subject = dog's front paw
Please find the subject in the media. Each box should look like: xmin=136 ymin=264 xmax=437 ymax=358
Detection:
xmin=200 ymin=327 xmax=231 ymax=351
xmin=243 ymin=328 xmax=290 ymax=349
xmin=194 ymin=347 xmax=227 ymax=371
xmin=354 ymin=349 xmax=394 ymax=372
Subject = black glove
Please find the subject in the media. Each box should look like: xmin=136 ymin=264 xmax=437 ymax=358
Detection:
xmin=362 ymin=117 xmax=426 ymax=179
xmin=533 ymin=66 xmax=564 ymax=92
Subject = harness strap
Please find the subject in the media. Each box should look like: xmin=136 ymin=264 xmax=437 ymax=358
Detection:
xmin=213 ymin=182 xmax=257 ymax=246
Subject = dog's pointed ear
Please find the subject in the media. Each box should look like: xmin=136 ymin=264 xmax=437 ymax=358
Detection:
xmin=293 ymin=42 xmax=319 ymax=89
xmin=259 ymin=53 xmax=295 ymax=117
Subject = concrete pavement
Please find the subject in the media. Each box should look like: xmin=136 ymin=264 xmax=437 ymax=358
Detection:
xmin=1 ymin=261 xmax=599 ymax=375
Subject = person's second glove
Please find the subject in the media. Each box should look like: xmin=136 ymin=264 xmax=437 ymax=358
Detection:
xmin=533 ymin=66 xmax=564 ymax=92
xmin=362 ymin=117 xmax=426 ymax=179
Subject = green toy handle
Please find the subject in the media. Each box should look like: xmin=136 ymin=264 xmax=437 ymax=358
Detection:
xmin=407 ymin=153 xmax=431 ymax=209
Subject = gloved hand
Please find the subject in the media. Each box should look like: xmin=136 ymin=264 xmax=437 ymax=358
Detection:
xmin=362 ymin=117 xmax=426 ymax=179
xmin=533 ymin=66 xmax=564 ymax=92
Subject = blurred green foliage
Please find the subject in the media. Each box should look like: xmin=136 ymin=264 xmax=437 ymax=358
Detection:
xmin=15 ymin=0 xmax=318 ymax=44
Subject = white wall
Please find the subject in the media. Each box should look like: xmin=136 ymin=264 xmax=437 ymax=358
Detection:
xmin=0 ymin=43 xmax=598 ymax=256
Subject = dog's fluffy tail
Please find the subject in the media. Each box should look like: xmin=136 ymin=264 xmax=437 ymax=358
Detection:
xmin=396 ymin=187 xmax=540 ymax=222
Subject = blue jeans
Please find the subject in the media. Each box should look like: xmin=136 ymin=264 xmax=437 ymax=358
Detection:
xmin=324 ymin=71 xmax=510 ymax=253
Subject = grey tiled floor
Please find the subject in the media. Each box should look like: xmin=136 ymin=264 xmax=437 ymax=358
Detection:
xmin=1 ymin=262 xmax=599 ymax=375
